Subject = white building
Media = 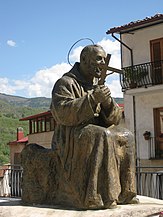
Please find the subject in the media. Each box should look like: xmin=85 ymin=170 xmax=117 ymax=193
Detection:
xmin=107 ymin=14 xmax=163 ymax=167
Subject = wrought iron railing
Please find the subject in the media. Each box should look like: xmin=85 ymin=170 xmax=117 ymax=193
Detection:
xmin=0 ymin=165 xmax=22 ymax=197
xmin=136 ymin=166 xmax=163 ymax=199
xmin=1 ymin=164 xmax=163 ymax=200
xmin=120 ymin=60 xmax=163 ymax=91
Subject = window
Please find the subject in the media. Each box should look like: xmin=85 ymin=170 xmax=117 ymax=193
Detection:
xmin=150 ymin=38 xmax=163 ymax=84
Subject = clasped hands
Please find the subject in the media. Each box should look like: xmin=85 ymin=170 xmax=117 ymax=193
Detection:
xmin=91 ymin=85 xmax=112 ymax=108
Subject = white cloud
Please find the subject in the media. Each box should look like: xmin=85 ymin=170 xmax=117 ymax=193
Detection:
xmin=0 ymin=64 xmax=71 ymax=98
xmin=0 ymin=77 xmax=16 ymax=95
xmin=27 ymin=63 xmax=71 ymax=97
xmin=106 ymin=76 xmax=123 ymax=98
xmin=7 ymin=40 xmax=16 ymax=47
xmin=68 ymin=46 xmax=83 ymax=64
xmin=2 ymin=38 xmax=123 ymax=98
xmin=98 ymin=38 xmax=121 ymax=69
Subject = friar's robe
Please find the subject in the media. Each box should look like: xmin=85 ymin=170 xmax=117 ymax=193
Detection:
xmin=50 ymin=62 xmax=136 ymax=209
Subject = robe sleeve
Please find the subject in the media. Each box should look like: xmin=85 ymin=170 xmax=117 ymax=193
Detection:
xmin=99 ymin=98 xmax=122 ymax=127
xmin=50 ymin=76 xmax=96 ymax=126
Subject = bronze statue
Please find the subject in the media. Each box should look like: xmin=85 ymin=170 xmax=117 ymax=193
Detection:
xmin=50 ymin=44 xmax=138 ymax=209
xmin=21 ymin=44 xmax=138 ymax=209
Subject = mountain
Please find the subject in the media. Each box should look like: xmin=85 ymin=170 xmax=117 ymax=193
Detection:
xmin=0 ymin=93 xmax=51 ymax=109
xmin=0 ymin=93 xmax=123 ymax=110
xmin=0 ymin=93 xmax=123 ymax=165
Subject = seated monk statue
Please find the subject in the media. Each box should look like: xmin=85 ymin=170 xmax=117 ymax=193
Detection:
xmin=50 ymin=44 xmax=138 ymax=209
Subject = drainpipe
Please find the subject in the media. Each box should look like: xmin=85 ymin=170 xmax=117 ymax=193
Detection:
xmin=111 ymin=33 xmax=138 ymax=165
xmin=111 ymin=33 xmax=133 ymax=66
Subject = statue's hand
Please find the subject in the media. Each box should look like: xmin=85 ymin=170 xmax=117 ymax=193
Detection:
xmin=101 ymin=97 xmax=113 ymax=109
xmin=92 ymin=85 xmax=111 ymax=104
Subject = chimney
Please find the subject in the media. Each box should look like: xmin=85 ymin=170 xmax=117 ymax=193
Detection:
xmin=17 ymin=127 xmax=24 ymax=141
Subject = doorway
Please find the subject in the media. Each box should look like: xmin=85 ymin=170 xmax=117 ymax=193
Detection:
xmin=153 ymin=107 xmax=163 ymax=158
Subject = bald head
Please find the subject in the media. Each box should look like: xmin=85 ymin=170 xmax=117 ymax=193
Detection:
xmin=79 ymin=45 xmax=107 ymax=81
xmin=80 ymin=45 xmax=105 ymax=63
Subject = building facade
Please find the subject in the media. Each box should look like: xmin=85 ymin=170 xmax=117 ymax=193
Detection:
xmin=107 ymin=14 xmax=163 ymax=166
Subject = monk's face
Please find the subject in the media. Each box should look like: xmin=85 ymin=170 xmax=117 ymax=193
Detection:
xmin=86 ymin=47 xmax=107 ymax=79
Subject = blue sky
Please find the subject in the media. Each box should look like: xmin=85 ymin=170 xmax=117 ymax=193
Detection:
xmin=0 ymin=0 xmax=162 ymax=98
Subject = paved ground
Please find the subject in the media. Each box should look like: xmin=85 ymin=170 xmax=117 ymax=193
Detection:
xmin=0 ymin=195 xmax=163 ymax=217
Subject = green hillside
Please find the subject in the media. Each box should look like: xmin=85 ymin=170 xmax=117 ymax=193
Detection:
xmin=0 ymin=93 xmax=51 ymax=165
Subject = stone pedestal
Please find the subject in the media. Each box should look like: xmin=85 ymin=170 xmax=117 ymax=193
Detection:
xmin=0 ymin=196 xmax=163 ymax=217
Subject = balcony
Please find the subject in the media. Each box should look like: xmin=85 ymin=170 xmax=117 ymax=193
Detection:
xmin=148 ymin=136 xmax=163 ymax=159
xmin=120 ymin=60 xmax=163 ymax=91
xmin=136 ymin=166 xmax=163 ymax=199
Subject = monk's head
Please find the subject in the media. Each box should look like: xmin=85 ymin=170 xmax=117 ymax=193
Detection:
xmin=80 ymin=44 xmax=107 ymax=81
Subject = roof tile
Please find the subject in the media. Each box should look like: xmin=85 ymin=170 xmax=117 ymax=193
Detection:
xmin=106 ymin=13 xmax=163 ymax=34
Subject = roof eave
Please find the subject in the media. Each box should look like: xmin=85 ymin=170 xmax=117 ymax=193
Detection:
xmin=20 ymin=110 xmax=51 ymax=121
xmin=106 ymin=18 xmax=163 ymax=35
